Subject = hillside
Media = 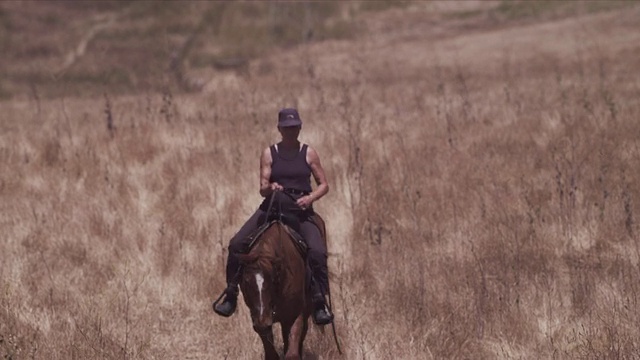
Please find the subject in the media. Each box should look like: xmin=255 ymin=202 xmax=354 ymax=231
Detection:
xmin=0 ymin=1 xmax=401 ymax=99
xmin=2 ymin=1 xmax=640 ymax=359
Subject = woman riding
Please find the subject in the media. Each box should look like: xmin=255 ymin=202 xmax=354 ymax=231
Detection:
xmin=213 ymin=108 xmax=334 ymax=325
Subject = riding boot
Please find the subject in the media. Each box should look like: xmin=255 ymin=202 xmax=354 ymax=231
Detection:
xmin=312 ymin=292 xmax=334 ymax=325
xmin=307 ymin=253 xmax=333 ymax=325
xmin=215 ymin=250 xmax=244 ymax=317
xmin=214 ymin=284 xmax=239 ymax=317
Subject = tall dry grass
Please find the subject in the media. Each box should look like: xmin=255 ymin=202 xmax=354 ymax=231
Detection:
xmin=2 ymin=2 xmax=640 ymax=359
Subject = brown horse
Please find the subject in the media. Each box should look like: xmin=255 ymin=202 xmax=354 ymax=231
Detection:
xmin=238 ymin=216 xmax=326 ymax=360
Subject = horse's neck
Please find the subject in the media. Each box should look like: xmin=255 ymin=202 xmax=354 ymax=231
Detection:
xmin=250 ymin=225 xmax=281 ymax=266
xmin=257 ymin=223 xmax=301 ymax=267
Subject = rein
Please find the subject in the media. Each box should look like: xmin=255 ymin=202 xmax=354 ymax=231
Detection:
xmin=263 ymin=189 xmax=279 ymax=226
xmin=327 ymin=285 xmax=343 ymax=355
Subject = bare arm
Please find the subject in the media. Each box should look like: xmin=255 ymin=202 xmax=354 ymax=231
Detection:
xmin=259 ymin=147 xmax=283 ymax=198
xmin=297 ymin=146 xmax=329 ymax=209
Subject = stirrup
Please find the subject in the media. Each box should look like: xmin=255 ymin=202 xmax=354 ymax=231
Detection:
xmin=313 ymin=303 xmax=334 ymax=325
xmin=213 ymin=286 xmax=238 ymax=317
xmin=213 ymin=293 xmax=237 ymax=317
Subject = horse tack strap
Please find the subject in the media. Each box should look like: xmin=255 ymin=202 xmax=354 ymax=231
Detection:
xmin=280 ymin=224 xmax=308 ymax=256
xmin=245 ymin=220 xmax=308 ymax=256
xmin=245 ymin=220 xmax=277 ymax=251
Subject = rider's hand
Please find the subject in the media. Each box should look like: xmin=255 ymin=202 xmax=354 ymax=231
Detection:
xmin=296 ymin=195 xmax=313 ymax=210
xmin=270 ymin=182 xmax=284 ymax=193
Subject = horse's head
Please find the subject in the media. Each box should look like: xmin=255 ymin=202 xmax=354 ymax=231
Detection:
xmin=238 ymin=238 xmax=279 ymax=329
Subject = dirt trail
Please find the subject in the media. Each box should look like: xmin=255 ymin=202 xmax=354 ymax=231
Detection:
xmin=58 ymin=13 xmax=121 ymax=74
xmin=262 ymin=4 xmax=640 ymax=84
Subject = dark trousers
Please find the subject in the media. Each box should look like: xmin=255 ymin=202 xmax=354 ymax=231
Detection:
xmin=225 ymin=209 xmax=329 ymax=296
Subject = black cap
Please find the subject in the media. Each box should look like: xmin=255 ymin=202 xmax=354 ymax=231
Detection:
xmin=278 ymin=108 xmax=302 ymax=127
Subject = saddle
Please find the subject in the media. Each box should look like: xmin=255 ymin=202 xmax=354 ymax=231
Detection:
xmin=244 ymin=214 xmax=326 ymax=257
xmin=245 ymin=219 xmax=305 ymax=254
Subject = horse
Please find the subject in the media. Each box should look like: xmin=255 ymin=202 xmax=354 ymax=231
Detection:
xmin=237 ymin=214 xmax=326 ymax=360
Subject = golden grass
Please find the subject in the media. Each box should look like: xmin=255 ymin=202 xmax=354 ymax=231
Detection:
xmin=2 ymin=2 xmax=640 ymax=359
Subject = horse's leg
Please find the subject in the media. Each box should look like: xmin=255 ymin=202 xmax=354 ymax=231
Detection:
xmin=255 ymin=326 xmax=279 ymax=360
xmin=283 ymin=315 xmax=306 ymax=360
xmin=281 ymin=321 xmax=292 ymax=357
xmin=298 ymin=317 xmax=309 ymax=357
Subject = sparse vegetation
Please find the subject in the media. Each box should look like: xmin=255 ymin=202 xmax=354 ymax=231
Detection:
xmin=0 ymin=1 xmax=367 ymax=99
xmin=2 ymin=1 xmax=640 ymax=359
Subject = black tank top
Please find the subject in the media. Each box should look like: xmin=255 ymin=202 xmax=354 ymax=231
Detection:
xmin=269 ymin=143 xmax=313 ymax=194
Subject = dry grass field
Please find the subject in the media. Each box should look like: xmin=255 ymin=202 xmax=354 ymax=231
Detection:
xmin=2 ymin=1 xmax=640 ymax=359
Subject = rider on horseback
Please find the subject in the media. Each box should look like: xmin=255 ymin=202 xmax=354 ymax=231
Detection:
xmin=214 ymin=108 xmax=334 ymax=325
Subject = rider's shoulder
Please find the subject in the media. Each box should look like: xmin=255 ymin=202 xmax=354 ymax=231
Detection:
xmin=305 ymin=145 xmax=323 ymax=164
xmin=305 ymin=144 xmax=320 ymax=156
